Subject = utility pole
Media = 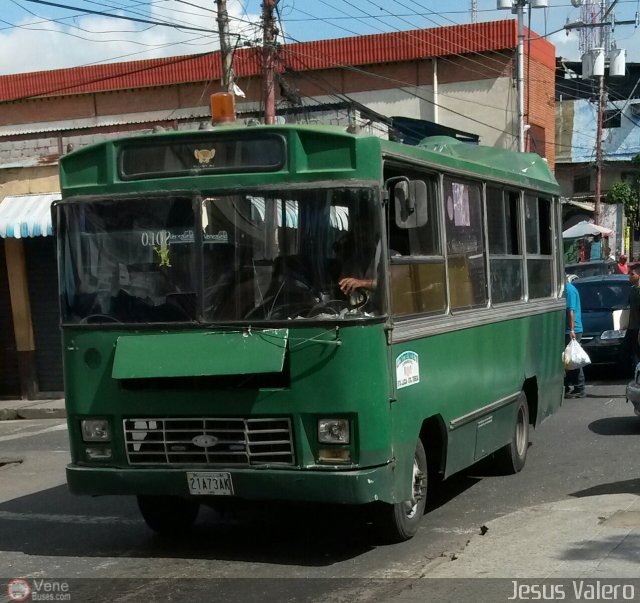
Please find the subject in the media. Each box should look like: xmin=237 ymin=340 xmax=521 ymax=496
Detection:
xmin=594 ymin=74 xmax=605 ymax=225
xmin=262 ymin=0 xmax=277 ymax=125
xmin=498 ymin=1 xmax=548 ymax=152
xmin=567 ymin=0 xmax=633 ymax=226
xmin=593 ymin=1 xmax=607 ymax=226
xmin=215 ymin=0 xmax=235 ymax=94
xmin=516 ymin=0 xmax=526 ymax=152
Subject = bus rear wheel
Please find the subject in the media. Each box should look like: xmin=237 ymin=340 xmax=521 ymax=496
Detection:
xmin=137 ymin=495 xmax=200 ymax=537
xmin=494 ymin=391 xmax=529 ymax=474
xmin=375 ymin=439 xmax=428 ymax=543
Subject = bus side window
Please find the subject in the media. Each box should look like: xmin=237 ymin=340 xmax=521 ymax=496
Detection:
xmin=487 ymin=188 xmax=524 ymax=304
xmin=443 ymin=178 xmax=487 ymax=311
xmin=525 ymin=195 xmax=554 ymax=299
xmin=386 ymin=172 xmax=446 ymax=317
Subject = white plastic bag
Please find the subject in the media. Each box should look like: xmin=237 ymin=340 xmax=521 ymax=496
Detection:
xmin=563 ymin=339 xmax=591 ymax=370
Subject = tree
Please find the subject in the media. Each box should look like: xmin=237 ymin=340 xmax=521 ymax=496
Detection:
xmin=606 ymin=154 xmax=640 ymax=229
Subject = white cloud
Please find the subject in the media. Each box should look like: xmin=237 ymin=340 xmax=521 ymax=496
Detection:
xmin=549 ymin=29 xmax=580 ymax=61
xmin=0 ymin=1 xmax=260 ymax=75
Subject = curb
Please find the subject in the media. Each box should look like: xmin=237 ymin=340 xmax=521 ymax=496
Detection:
xmin=18 ymin=408 xmax=67 ymax=420
xmin=0 ymin=408 xmax=66 ymax=421
xmin=0 ymin=409 xmax=18 ymax=421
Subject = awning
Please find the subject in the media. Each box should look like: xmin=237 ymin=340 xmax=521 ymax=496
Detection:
xmin=0 ymin=193 xmax=61 ymax=238
xmin=562 ymin=220 xmax=613 ymax=238
xmin=562 ymin=199 xmax=595 ymax=212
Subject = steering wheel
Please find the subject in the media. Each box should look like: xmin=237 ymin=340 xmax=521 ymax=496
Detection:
xmin=348 ymin=288 xmax=371 ymax=310
xmin=293 ymin=299 xmax=345 ymax=319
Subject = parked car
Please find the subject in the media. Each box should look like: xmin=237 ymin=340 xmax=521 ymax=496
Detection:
xmin=565 ymin=260 xmax=618 ymax=280
xmin=625 ymin=367 xmax=640 ymax=416
xmin=573 ymin=275 xmax=632 ymax=371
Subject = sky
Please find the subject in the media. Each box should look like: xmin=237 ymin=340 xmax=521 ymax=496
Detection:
xmin=1 ymin=0 xmax=639 ymax=75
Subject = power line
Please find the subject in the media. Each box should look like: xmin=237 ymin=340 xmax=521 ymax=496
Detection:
xmin=21 ymin=0 xmax=218 ymax=33
xmin=0 ymin=3 xmax=599 ymax=155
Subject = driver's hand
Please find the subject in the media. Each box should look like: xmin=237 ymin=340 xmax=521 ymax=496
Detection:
xmin=339 ymin=277 xmax=369 ymax=295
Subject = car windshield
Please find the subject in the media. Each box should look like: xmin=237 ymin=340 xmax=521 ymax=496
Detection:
xmin=574 ymin=281 xmax=630 ymax=311
xmin=57 ymin=188 xmax=383 ymax=324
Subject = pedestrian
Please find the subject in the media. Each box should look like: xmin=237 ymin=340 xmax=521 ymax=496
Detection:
xmin=565 ymin=276 xmax=586 ymax=398
xmin=617 ymin=254 xmax=629 ymax=275
xmin=626 ymin=269 xmax=640 ymax=372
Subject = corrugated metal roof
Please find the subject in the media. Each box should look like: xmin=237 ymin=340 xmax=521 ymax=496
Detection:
xmin=0 ymin=106 xmax=211 ymax=136
xmin=0 ymin=21 xmax=546 ymax=103
xmin=0 ymin=157 xmax=57 ymax=170
xmin=0 ymin=193 xmax=60 ymax=238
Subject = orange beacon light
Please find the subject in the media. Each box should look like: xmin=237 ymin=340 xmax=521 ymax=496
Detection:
xmin=210 ymin=93 xmax=236 ymax=124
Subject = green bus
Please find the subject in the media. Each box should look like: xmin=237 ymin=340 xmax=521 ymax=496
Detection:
xmin=55 ymin=124 xmax=564 ymax=542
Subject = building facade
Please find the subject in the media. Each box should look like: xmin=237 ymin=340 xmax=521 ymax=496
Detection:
xmin=556 ymin=60 xmax=640 ymax=256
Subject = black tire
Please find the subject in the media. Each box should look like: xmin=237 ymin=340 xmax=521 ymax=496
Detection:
xmin=137 ymin=495 xmax=200 ymax=537
xmin=494 ymin=391 xmax=529 ymax=474
xmin=375 ymin=439 xmax=428 ymax=543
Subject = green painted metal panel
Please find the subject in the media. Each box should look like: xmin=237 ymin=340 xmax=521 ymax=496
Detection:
xmin=62 ymin=324 xmax=393 ymax=486
xmin=389 ymin=308 xmax=564 ymax=482
xmin=59 ymin=126 xmax=558 ymax=200
xmin=111 ymin=329 xmax=288 ymax=379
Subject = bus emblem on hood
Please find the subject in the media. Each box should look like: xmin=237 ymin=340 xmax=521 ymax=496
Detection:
xmin=192 ymin=435 xmax=218 ymax=448
xmin=194 ymin=148 xmax=216 ymax=165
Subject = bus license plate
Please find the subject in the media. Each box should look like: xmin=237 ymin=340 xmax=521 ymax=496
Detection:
xmin=186 ymin=471 xmax=233 ymax=496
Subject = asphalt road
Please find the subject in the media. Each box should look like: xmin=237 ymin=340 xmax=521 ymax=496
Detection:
xmin=0 ymin=371 xmax=638 ymax=602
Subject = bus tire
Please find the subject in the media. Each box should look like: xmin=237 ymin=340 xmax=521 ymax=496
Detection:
xmin=137 ymin=495 xmax=200 ymax=537
xmin=494 ymin=391 xmax=529 ymax=474
xmin=375 ymin=439 xmax=428 ymax=543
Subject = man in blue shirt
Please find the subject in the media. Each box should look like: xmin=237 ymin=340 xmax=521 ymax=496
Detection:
xmin=565 ymin=278 xmax=585 ymax=398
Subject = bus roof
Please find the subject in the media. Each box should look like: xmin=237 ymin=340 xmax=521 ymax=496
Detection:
xmin=380 ymin=135 xmax=559 ymax=195
xmin=59 ymin=124 xmax=559 ymax=196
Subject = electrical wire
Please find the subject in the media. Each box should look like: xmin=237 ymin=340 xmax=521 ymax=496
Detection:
xmin=20 ymin=0 xmax=218 ymax=33
xmin=0 ymin=1 xmax=606 ymax=155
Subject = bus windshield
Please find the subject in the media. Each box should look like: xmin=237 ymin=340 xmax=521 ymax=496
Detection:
xmin=57 ymin=187 xmax=383 ymax=324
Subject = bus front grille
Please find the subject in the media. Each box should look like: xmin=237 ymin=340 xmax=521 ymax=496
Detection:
xmin=123 ymin=417 xmax=294 ymax=466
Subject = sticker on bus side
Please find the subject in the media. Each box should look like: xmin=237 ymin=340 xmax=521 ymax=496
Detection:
xmin=396 ymin=351 xmax=420 ymax=389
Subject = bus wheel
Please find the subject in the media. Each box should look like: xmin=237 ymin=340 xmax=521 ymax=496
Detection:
xmin=137 ymin=495 xmax=200 ymax=537
xmin=376 ymin=439 xmax=428 ymax=543
xmin=494 ymin=391 xmax=529 ymax=474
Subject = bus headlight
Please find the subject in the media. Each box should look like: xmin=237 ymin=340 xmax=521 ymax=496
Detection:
xmin=601 ymin=329 xmax=626 ymax=340
xmin=318 ymin=419 xmax=350 ymax=444
xmin=81 ymin=419 xmax=111 ymax=442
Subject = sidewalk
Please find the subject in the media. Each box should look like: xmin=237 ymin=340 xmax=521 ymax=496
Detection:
xmin=422 ymin=493 xmax=640 ymax=579
xmin=0 ymin=397 xmax=65 ymax=420
xmin=381 ymin=492 xmax=640 ymax=602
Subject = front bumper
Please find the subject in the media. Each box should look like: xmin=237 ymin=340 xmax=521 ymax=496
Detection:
xmin=580 ymin=337 xmax=627 ymax=366
xmin=625 ymin=380 xmax=640 ymax=416
xmin=66 ymin=462 xmax=397 ymax=505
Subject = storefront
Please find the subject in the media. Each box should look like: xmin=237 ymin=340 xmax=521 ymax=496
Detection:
xmin=0 ymin=193 xmax=63 ymax=399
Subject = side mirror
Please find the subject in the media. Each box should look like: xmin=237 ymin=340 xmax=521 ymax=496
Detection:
xmin=394 ymin=179 xmax=428 ymax=229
